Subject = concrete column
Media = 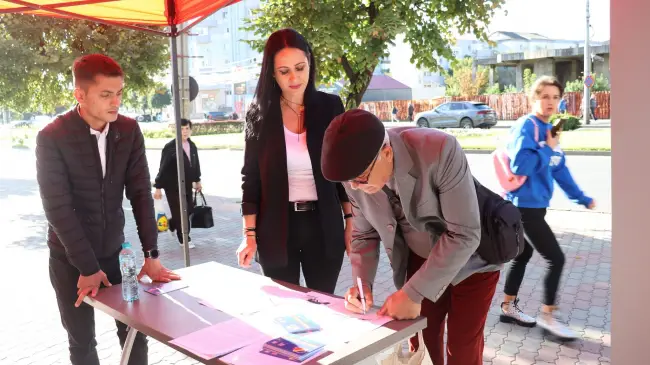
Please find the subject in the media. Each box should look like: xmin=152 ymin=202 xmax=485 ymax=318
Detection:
xmin=515 ymin=63 xmax=523 ymax=90
xmin=593 ymin=54 xmax=611 ymax=83
xmin=471 ymin=59 xmax=478 ymax=81
xmin=611 ymin=0 xmax=650 ymax=363
xmin=569 ymin=59 xmax=578 ymax=81
xmin=488 ymin=66 xmax=495 ymax=86
xmin=534 ymin=58 xmax=555 ymax=77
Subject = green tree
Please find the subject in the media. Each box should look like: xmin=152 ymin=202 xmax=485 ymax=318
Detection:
xmin=565 ymin=73 xmax=610 ymax=92
xmin=503 ymin=84 xmax=518 ymax=93
xmin=244 ymin=0 xmax=505 ymax=109
xmin=444 ymin=57 xmax=489 ymax=96
xmin=484 ymin=83 xmax=501 ymax=95
xmin=124 ymin=91 xmax=142 ymax=111
xmin=523 ymin=68 xmax=537 ymax=93
xmin=151 ymin=87 xmax=172 ymax=112
xmin=141 ymin=95 xmax=150 ymax=115
xmin=0 ymin=15 xmax=170 ymax=113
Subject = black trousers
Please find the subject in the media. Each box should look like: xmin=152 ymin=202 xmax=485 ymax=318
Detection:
xmin=260 ymin=207 xmax=344 ymax=294
xmin=165 ymin=189 xmax=193 ymax=243
xmin=503 ymin=208 xmax=566 ymax=306
xmin=49 ymin=252 xmax=148 ymax=365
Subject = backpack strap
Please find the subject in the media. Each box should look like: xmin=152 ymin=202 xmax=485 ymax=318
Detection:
xmin=526 ymin=117 xmax=540 ymax=142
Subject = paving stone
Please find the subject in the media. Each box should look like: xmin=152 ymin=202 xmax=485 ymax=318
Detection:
xmin=0 ymin=149 xmax=613 ymax=365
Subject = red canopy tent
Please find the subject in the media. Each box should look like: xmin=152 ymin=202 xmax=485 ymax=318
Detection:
xmin=1 ymin=0 xmax=242 ymax=266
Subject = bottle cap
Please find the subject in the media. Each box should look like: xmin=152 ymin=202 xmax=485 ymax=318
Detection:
xmin=121 ymin=242 xmax=132 ymax=249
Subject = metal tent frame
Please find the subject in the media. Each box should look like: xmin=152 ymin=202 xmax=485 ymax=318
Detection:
xmin=2 ymin=0 xmax=242 ymax=267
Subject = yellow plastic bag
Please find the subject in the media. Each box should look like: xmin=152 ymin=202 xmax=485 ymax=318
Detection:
xmin=154 ymin=198 xmax=169 ymax=232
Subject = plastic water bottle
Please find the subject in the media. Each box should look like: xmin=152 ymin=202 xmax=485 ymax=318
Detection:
xmin=119 ymin=242 xmax=140 ymax=302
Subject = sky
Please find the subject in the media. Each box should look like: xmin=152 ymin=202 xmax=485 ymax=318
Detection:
xmin=487 ymin=0 xmax=610 ymax=42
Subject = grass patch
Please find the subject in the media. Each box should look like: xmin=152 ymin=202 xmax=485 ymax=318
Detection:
xmin=452 ymin=128 xmax=610 ymax=151
xmin=145 ymin=128 xmax=611 ymax=152
xmin=145 ymin=133 xmax=246 ymax=150
xmin=5 ymin=125 xmax=611 ymax=152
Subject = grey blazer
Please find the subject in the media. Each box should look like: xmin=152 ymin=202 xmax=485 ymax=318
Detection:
xmin=345 ymin=127 xmax=500 ymax=303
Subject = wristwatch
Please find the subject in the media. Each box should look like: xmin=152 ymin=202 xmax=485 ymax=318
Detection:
xmin=144 ymin=249 xmax=160 ymax=259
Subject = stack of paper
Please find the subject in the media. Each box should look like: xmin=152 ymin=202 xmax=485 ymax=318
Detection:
xmin=261 ymin=335 xmax=325 ymax=362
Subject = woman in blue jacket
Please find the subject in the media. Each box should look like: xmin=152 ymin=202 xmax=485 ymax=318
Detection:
xmin=498 ymin=76 xmax=595 ymax=340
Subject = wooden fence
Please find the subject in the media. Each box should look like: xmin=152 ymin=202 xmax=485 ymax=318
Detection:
xmin=359 ymin=91 xmax=611 ymax=121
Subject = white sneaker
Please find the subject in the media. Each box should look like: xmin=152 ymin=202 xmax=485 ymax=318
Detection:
xmin=179 ymin=238 xmax=195 ymax=249
xmin=537 ymin=312 xmax=578 ymax=341
xmin=499 ymin=299 xmax=537 ymax=327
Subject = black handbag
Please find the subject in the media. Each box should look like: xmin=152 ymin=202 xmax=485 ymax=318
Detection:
xmin=191 ymin=191 xmax=214 ymax=229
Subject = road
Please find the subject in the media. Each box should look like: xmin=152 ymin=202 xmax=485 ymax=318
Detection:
xmin=384 ymin=119 xmax=611 ymax=130
xmin=143 ymin=149 xmax=612 ymax=214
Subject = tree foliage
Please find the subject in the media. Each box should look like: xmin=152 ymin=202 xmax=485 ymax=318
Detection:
xmin=0 ymin=15 xmax=170 ymax=113
xmin=523 ymin=68 xmax=537 ymax=93
xmin=151 ymin=87 xmax=172 ymax=111
xmin=244 ymin=0 xmax=505 ymax=109
xmin=444 ymin=57 xmax=488 ymax=96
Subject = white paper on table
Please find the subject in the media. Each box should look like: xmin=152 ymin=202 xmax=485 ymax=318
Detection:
xmin=189 ymin=281 xmax=311 ymax=316
xmin=250 ymin=300 xmax=392 ymax=345
xmin=169 ymin=318 xmax=270 ymax=360
xmin=221 ymin=299 xmax=395 ymax=364
xmin=306 ymin=291 xmax=394 ymax=325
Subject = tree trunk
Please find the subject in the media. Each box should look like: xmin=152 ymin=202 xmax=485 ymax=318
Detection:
xmin=343 ymin=72 xmax=373 ymax=110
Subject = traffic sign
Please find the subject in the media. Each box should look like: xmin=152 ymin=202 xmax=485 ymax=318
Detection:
xmin=584 ymin=74 xmax=594 ymax=88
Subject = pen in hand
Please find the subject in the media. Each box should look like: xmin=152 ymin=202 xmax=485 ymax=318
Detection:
xmin=356 ymin=277 xmax=367 ymax=315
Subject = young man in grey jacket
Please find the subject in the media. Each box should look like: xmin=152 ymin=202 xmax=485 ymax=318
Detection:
xmin=321 ymin=109 xmax=501 ymax=365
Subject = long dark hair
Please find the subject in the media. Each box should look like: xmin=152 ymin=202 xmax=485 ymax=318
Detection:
xmin=245 ymin=28 xmax=317 ymax=139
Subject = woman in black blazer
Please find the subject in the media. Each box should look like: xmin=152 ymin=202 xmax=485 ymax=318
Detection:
xmin=236 ymin=28 xmax=351 ymax=294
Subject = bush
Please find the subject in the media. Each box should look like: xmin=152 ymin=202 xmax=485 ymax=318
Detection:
xmin=549 ymin=113 xmax=581 ymax=131
xmin=484 ymin=83 xmax=501 ymax=95
xmin=565 ymin=73 xmax=610 ymax=92
xmin=11 ymin=133 xmax=29 ymax=149
xmin=142 ymin=129 xmax=174 ymax=139
xmin=143 ymin=120 xmax=246 ymax=139
xmin=166 ymin=120 xmax=244 ymax=136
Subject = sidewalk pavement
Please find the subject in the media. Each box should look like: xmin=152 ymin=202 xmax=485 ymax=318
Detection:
xmin=0 ymin=176 xmax=611 ymax=364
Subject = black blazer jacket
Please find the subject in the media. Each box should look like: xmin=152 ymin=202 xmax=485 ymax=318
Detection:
xmin=153 ymin=138 xmax=201 ymax=193
xmin=241 ymin=91 xmax=349 ymax=268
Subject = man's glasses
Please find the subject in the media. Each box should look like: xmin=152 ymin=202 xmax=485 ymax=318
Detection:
xmin=350 ymin=151 xmax=380 ymax=185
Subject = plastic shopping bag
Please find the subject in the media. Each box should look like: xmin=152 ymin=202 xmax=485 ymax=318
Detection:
xmin=379 ymin=331 xmax=432 ymax=365
xmin=154 ymin=198 xmax=169 ymax=232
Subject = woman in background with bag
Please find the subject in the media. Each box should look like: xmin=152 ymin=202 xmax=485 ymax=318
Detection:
xmin=154 ymin=118 xmax=202 ymax=249
xmin=496 ymin=76 xmax=595 ymax=340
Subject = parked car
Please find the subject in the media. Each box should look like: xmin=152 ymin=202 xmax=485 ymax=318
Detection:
xmin=414 ymin=101 xmax=497 ymax=129
xmin=136 ymin=114 xmax=153 ymax=122
xmin=205 ymin=111 xmax=235 ymax=121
